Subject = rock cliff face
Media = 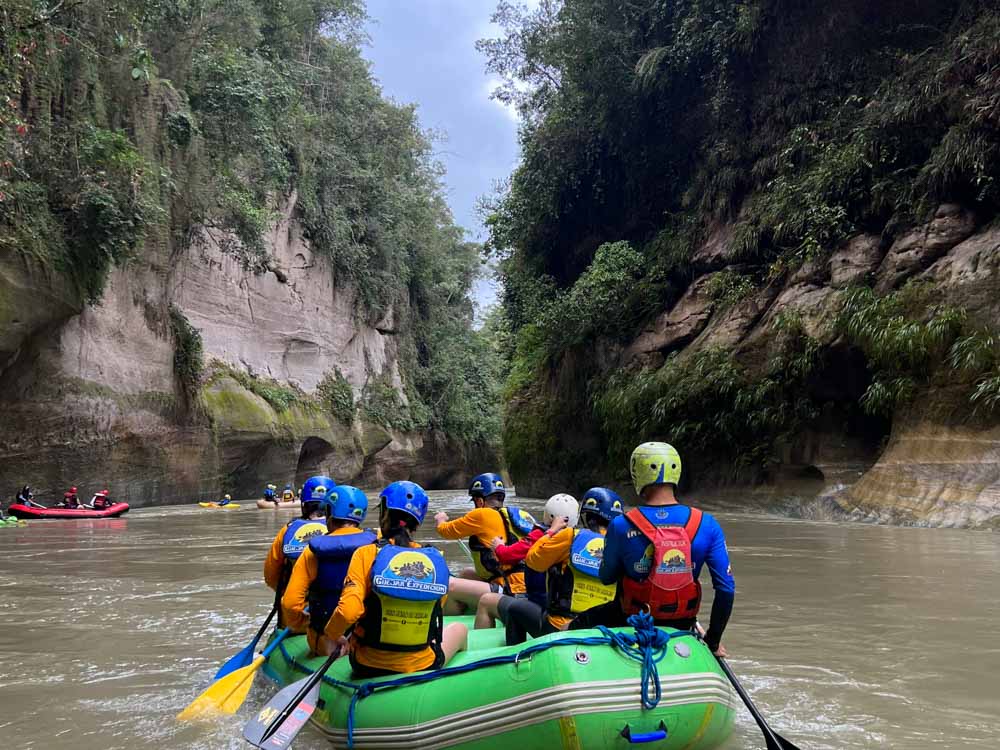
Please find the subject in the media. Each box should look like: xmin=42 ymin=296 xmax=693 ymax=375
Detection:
xmin=0 ymin=199 xmax=487 ymax=507
xmin=614 ymin=208 xmax=999 ymax=529
xmin=510 ymin=207 xmax=999 ymax=529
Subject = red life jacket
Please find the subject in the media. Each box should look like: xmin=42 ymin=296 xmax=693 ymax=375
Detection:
xmin=620 ymin=506 xmax=703 ymax=622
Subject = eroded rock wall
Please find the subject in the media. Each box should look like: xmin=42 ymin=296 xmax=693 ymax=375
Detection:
xmin=514 ymin=204 xmax=1000 ymax=528
xmin=0 ymin=199 xmax=486 ymax=507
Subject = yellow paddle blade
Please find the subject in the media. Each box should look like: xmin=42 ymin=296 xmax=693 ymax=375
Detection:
xmin=176 ymin=655 xmax=264 ymax=721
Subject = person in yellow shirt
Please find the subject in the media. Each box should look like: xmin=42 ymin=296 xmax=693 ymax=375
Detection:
xmin=263 ymin=476 xmax=333 ymax=624
xmin=523 ymin=487 xmax=623 ymax=636
xmin=323 ymin=481 xmax=467 ymax=678
xmin=280 ymin=485 xmax=377 ymax=652
xmin=433 ymin=473 xmax=536 ymax=614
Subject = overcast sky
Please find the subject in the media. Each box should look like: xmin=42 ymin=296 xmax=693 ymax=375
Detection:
xmin=363 ymin=0 xmax=525 ymax=310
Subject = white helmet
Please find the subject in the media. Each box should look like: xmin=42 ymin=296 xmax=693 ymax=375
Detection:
xmin=543 ymin=493 xmax=579 ymax=528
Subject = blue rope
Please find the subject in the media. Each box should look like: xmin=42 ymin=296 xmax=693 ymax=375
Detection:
xmin=274 ymin=615 xmax=690 ymax=749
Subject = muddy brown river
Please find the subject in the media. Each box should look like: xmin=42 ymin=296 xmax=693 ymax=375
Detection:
xmin=1 ymin=492 xmax=997 ymax=749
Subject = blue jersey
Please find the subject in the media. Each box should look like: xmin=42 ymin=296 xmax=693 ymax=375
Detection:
xmin=600 ymin=505 xmax=735 ymax=595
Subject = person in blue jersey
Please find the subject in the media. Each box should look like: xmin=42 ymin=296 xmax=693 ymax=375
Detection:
xmin=571 ymin=442 xmax=734 ymax=657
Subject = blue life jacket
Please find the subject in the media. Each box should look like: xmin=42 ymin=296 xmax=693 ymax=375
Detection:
xmin=306 ymin=530 xmax=377 ymax=635
xmin=358 ymin=543 xmax=450 ymax=652
xmin=282 ymin=519 xmax=329 ymax=564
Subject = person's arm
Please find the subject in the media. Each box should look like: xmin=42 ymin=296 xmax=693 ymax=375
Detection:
xmin=701 ymin=517 xmax=735 ymax=653
xmin=598 ymin=518 xmax=626 ymax=584
xmin=263 ymin=528 xmax=286 ymax=591
xmin=281 ymin=548 xmax=318 ymax=632
xmin=323 ymin=546 xmax=374 ymax=641
xmin=525 ymin=528 xmax=573 ymax=572
xmin=435 ymin=509 xmax=488 ymax=540
xmin=494 ymin=528 xmax=543 ymax=566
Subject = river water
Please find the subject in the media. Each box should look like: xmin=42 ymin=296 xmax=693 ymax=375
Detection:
xmin=1 ymin=492 xmax=997 ymax=749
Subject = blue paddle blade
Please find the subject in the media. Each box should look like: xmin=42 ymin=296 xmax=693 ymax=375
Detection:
xmin=213 ymin=642 xmax=256 ymax=680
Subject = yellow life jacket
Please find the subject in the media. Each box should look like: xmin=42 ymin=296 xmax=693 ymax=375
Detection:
xmin=358 ymin=543 xmax=450 ymax=651
xmin=547 ymin=529 xmax=617 ymax=616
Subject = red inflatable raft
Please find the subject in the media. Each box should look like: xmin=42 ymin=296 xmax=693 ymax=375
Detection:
xmin=8 ymin=502 xmax=130 ymax=520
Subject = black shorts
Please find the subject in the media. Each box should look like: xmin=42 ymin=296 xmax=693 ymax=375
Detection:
xmin=349 ymin=643 xmax=445 ymax=680
xmin=497 ymin=596 xmax=549 ymax=645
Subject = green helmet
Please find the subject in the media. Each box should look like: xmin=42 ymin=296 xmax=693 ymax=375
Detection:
xmin=629 ymin=442 xmax=682 ymax=495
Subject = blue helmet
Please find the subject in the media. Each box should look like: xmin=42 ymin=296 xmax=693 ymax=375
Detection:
xmin=469 ymin=472 xmax=506 ymax=500
xmin=300 ymin=476 xmax=336 ymax=507
xmin=380 ymin=481 xmax=429 ymax=526
xmin=580 ymin=487 xmax=624 ymax=523
xmin=328 ymin=485 xmax=369 ymax=524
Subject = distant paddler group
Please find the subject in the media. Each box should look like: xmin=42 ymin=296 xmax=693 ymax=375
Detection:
xmin=179 ymin=443 xmax=801 ymax=750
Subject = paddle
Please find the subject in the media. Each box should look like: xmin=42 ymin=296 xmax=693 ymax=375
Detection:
xmin=177 ymin=627 xmax=291 ymax=721
xmin=242 ymin=650 xmax=339 ymax=749
xmin=214 ymin=606 xmax=277 ymax=680
xmin=712 ymin=649 xmax=802 ymax=750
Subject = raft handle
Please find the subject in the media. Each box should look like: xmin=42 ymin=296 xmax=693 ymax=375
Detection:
xmin=619 ymin=721 xmax=668 ymax=744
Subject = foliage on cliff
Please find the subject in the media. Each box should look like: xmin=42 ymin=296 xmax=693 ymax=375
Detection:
xmin=482 ymin=0 xmax=1000 ymax=480
xmin=1 ymin=0 xmax=498 ymax=447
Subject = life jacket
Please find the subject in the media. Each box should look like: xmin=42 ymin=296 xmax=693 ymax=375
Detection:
xmin=620 ymin=507 xmax=704 ymax=622
xmin=263 ymin=488 xmax=275 ymax=500
xmin=282 ymin=519 xmax=329 ymax=567
xmin=306 ymin=530 xmax=377 ymax=635
xmin=546 ymin=529 xmax=617 ymax=617
xmin=357 ymin=542 xmax=450 ymax=652
xmin=468 ymin=506 xmax=536 ymax=590
xmin=282 ymin=490 xmax=295 ymax=502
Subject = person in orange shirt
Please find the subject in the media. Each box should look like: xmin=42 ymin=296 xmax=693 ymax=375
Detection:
xmin=264 ymin=476 xmax=334 ymax=623
xmin=433 ymin=473 xmax=536 ymax=614
xmin=324 ymin=481 xmax=467 ymax=678
xmin=473 ymin=493 xmax=578 ymax=641
xmin=280 ymin=485 xmax=377 ymax=653
xmin=522 ymin=488 xmax=622 ymax=637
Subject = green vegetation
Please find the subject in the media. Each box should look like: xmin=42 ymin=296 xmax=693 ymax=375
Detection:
xmin=169 ymin=305 xmax=204 ymax=394
xmin=838 ymin=284 xmax=1000 ymax=416
xmin=2 ymin=0 xmax=500 ymax=448
xmin=482 ymin=1 xmax=1000 ymax=478
xmin=317 ymin=370 xmax=355 ymax=425
xmin=206 ymin=362 xmax=307 ymax=414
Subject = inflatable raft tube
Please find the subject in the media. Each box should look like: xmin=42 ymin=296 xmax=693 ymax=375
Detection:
xmin=8 ymin=502 xmax=130 ymax=520
xmin=198 ymin=502 xmax=241 ymax=510
xmin=256 ymin=498 xmax=300 ymax=510
xmin=260 ymin=616 xmax=736 ymax=750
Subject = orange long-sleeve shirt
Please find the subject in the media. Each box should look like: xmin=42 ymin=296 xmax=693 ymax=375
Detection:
xmin=436 ymin=507 xmax=526 ymax=594
xmin=325 ymin=542 xmax=447 ymax=674
xmin=280 ymin=526 xmax=369 ymax=647
xmin=525 ymin=528 xmax=575 ymax=630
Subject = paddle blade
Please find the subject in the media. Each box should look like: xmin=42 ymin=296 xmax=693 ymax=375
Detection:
xmin=176 ymin=655 xmax=264 ymax=721
xmin=213 ymin=642 xmax=255 ymax=681
xmin=243 ymin=676 xmax=321 ymax=749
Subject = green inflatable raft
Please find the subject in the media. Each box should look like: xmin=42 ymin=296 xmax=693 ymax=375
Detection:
xmin=260 ymin=616 xmax=737 ymax=749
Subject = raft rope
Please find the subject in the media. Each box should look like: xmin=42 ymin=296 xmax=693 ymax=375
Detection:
xmin=275 ymin=612 xmax=689 ymax=749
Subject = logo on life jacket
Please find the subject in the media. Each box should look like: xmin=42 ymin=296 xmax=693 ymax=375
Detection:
xmin=373 ymin=550 xmax=448 ymax=597
xmin=570 ymin=536 xmax=605 ymax=572
xmin=282 ymin=520 xmax=327 ymax=558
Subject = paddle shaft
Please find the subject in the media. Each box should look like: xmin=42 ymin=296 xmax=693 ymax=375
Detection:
xmin=257 ymin=651 xmax=339 ymax=746
xmin=252 ymin=605 xmax=278 ymax=649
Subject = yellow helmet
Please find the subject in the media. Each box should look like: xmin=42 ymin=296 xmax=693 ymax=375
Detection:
xmin=629 ymin=442 xmax=682 ymax=495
